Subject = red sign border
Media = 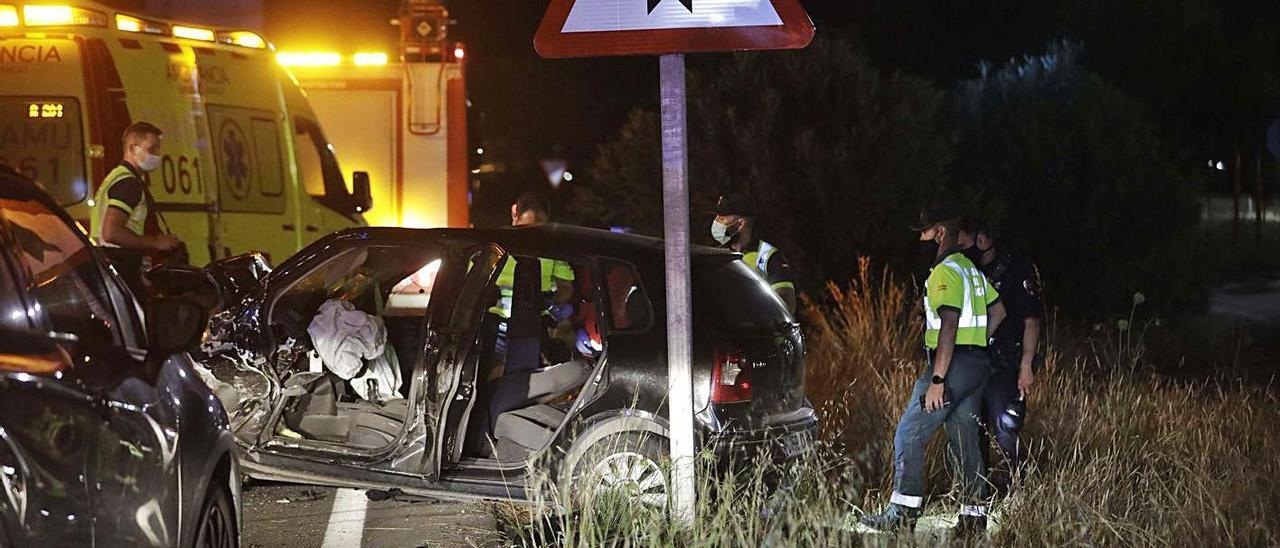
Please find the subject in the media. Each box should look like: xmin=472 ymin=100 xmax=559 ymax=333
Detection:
xmin=535 ymin=0 xmax=815 ymax=58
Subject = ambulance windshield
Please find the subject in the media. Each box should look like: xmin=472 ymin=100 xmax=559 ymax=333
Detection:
xmin=0 ymin=96 xmax=87 ymax=206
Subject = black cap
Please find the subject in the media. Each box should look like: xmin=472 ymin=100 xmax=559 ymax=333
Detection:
xmin=712 ymin=193 xmax=754 ymax=217
xmin=910 ymin=201 xmax=959 ymax=232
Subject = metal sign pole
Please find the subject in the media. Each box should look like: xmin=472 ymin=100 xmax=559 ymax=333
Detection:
xmin=659 ymin=52 xmax=696 ymax=526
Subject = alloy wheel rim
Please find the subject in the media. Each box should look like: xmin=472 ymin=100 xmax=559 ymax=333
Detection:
xmin=196 ymin=496 xmax=234 ymax=548
xmin=588 ymin=451 xmax=668 ymax=509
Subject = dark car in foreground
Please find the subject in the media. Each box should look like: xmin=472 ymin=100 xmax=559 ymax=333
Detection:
xmin=0 ymin=167 xmax=240 ymax=547
xmin=185 ymin=223 xmax=814 ymax=507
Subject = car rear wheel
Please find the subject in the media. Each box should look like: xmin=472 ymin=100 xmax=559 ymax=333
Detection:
xmin=194 ymin=483 xmax=237 ymax=548
xmin=565 ymin=431 xmax=669 ymax=511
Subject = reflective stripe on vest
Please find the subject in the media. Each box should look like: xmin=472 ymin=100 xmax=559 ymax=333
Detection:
xmin=742 ymin=240 xmax=794 ymax=292
xmin=923 ymin=257 xmax=991 ymax=348
xmin=488 ymin=258 xmax=570 ymax=319
xmin=90 ymin=165 xmax=148 ymax=247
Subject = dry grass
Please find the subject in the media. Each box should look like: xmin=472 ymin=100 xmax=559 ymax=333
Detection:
xmin=499 ymin=259 xmax=1280 ymax=546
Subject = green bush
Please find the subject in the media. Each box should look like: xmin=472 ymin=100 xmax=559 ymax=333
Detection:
xmin=578 ymin=36 xmax=952 ymax=290
xmin=952 ymin=42 xmax=1207 ymax=318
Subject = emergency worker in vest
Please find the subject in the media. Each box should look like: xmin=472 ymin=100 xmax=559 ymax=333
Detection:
xmin=90 ymin=122 xmax=182 ymax=297
xmin=860 ymin=202 xmax=1006 ymax=536
xmin=711 ymin=193 xmax=796 ymax=313
xmin=483 ymin=192 xmax=575 ymax=435
xmin=958 ymin=217 xmax=1042 ymax=495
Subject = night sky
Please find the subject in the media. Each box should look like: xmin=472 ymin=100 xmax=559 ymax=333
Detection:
xmin=254 ymin=1 xmax=1280 ymax=224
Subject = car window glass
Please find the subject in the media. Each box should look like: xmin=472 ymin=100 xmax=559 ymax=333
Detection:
xmin=0 ymin=97 xmax=89 ymax=206
xmin=603 ymin=260 xmax=651 ymax=331
xmin=450 ymin=246 xmax=503 ymax=329
xmin=386 ymin=258 xmax=442 ymax=317
xmin=272 ymin=244 xmax=444 ymax=341
xmin=0 ymin=190 xmax=119 ymax=345
xmin=0 ymin=241 xmax=35 ymax=332
xmin=294 ymin=120 xmax=326 ymax=197
xmin=294 ymin=117 xmax=350 ymax=199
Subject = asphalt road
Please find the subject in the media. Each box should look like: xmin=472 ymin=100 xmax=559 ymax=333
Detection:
xmin=242 ymin=482 xmax=505 ymax=547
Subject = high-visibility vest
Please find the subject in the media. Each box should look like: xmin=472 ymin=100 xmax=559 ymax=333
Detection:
xmin=488 ymin=257 xmax=575 ymax=319
xmin=90 ymin=165 xmax=148 ymax=247
xmin=923 ymin=252 xmax=999 ymax=349
xmin=742 ymin=240 xmax=794 ymax=292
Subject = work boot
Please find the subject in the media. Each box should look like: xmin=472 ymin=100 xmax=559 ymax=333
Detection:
xmin=857 ymin=503 xmax=921 ymax=532
xmin=952 ymin=514 xmax=987 ymax=540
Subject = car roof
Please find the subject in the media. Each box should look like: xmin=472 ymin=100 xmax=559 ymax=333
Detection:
xmin=329 ymin=223 xmax=738 ymax=264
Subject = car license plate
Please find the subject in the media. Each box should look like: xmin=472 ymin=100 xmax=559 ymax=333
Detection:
xmin=781 ymin=431 xmax=812 ymax=458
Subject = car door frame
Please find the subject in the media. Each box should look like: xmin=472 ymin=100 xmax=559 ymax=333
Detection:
xmin=422 ymin=242 xmax=508 ymax=481
xmin=248 ymin=236 xmax=461 ymax=475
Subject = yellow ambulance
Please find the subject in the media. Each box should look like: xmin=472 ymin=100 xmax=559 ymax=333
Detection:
xmin=0 ymin=1 xmax=369 ymax=266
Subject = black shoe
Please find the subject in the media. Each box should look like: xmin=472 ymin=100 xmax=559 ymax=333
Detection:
xmin=858 ymin=503 xmax=921 ymax=532
xmin=952 ymin=515 xmax=987 ymax=539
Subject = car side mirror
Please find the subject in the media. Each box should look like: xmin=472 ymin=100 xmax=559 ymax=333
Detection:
xmin=146 ymin=264 xmax=222 ymax=313
xmin=352 ymin=171 xmax=372 ymax=214
xmin=624 ymin=286 xmax=651 ymax=330
xmin=146 ymin=297 xmax=208 ymax=356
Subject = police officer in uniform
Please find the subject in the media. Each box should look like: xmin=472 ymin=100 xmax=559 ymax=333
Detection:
xmin=90 ymin=121 xmax=183 ymax=298
xmin=860 ymin=203 xmax=1006 ymax=536
xmin=711 ymin=193 xmax=796 ymax=313
xmin=958 ymin=218 xmax=1043 ymax=494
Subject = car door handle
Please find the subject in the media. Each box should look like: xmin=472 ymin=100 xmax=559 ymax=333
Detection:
xmin=305 ymin=225 xmax=319 ymax=233
xmin=282 ymin=224 xmax=296 ymax=231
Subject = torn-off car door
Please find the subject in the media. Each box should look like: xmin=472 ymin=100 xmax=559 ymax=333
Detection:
xmin=424 ymin=244 xmax=505 ymax=481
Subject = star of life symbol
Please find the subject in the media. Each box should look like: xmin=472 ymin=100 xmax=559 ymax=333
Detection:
xmin=219 ymin=120 xmax=250 ymax=200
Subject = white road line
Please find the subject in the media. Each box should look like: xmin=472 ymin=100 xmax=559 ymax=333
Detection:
xmin=322 ymin=488 xmax=368 ymax=548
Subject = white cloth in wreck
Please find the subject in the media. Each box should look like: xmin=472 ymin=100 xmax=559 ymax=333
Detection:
xmin=307 ymin=299 xmax=403 ymax=402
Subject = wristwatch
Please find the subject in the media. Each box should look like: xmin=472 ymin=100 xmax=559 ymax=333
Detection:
xmin=931 ymin=375 xmax=945 ymax=385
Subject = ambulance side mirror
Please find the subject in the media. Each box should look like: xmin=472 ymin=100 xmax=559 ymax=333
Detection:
xmin=352 ymin=171 xmax=373 ymax=214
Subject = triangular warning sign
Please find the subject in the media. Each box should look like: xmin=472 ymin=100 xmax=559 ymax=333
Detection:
xmin=535 ymin=0 xmax=815 ymax=58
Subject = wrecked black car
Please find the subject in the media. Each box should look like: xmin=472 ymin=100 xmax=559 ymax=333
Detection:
xmin=190 ymin=224 xmax=815 ymax=505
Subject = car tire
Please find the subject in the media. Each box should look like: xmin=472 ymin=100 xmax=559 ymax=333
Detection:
xmin=562 ymin=431 xmax=669 ymax=511
xmin=193 ymin=482 xmax=237 ymax=548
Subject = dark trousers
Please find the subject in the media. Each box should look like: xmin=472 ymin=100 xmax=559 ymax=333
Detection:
xmin=890 ymin=349 xmax=991 ymax=504
xmin=487 ymin=320 xmax=541 ymax=432
xmin=980 ymin=364 xmax=1026 ymax=487
xmin=102 ymin=247 xmax=146 ymax=301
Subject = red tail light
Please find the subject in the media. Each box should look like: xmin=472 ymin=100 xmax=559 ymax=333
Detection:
xmin=711 ymin=344 xmax=752 ymax=403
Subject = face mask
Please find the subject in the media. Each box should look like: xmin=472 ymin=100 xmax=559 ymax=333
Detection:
xmin=917 ymin=239 xmax=941 ymax=266
xmin=711 ymin=219 xmax=740 ymax=246
xmin=136 ymin=148 xmax=162 ymax=172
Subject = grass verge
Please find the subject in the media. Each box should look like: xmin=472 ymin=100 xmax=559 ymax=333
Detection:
xmin=496 ymin=259 xmax=1280 ymax=546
